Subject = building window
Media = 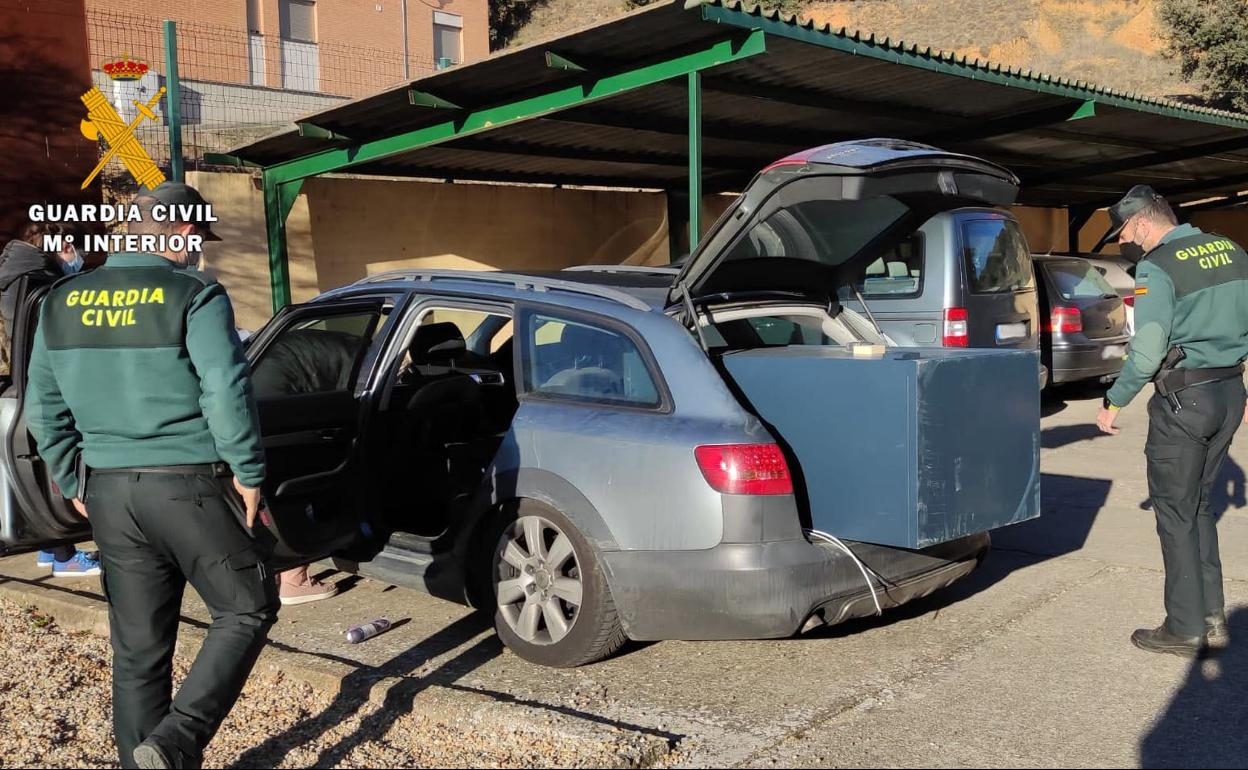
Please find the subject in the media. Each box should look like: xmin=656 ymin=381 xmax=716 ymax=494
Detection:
xmin=280 ymin=0 xmax=317 ymax=43
xmin=433 ymin=11 xmax=463 ymax=69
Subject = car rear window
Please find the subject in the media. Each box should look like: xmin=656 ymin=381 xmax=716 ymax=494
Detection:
xmin=961 ymin=219 xmax=1034 ymax=294
xmin=1045 ymin=261 xmax=1118 ymax=301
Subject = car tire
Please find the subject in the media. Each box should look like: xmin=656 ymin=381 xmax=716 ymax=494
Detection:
xmin=486 ymin=499 xmax=627 ymax=668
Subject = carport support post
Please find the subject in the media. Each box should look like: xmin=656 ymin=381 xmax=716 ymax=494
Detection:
xmin=1068 ymin=207 xmax=1095 ymax=253
xmin=163 ymin=20 xmax=183 ymax=182
xmin=263 ymin=171 xmax=303 ymax=313
xmin=687 ymin=71 xmax=703 ymax=250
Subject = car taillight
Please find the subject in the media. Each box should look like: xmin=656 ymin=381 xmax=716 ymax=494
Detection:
xmin=694 ymin=444 xmax=793 ymax=495
xmin=943 ymin=307 xmax=969 ymax=347
xmin=1123 ymin=295 xmax=1135 ymax=308
xmin=1050 ymin=306 xmax=1083 ymax=334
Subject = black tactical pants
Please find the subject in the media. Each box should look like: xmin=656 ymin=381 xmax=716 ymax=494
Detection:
xmin=1145 ymin=377 xmax=1245 ymax=637
xmin=86 ymin=469 xmax=278 ymax=768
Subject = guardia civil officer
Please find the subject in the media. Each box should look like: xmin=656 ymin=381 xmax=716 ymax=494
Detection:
xmin=26 ymin=182 xmax=274 ymax=768
xmin=1095 ymin=185 xmax=1248 ymax=657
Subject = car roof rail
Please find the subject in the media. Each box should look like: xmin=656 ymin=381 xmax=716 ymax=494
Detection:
xmin=353 ymin=269 xmax=654 ymax=312
xmin=563 ymin=264 xmax=681 ymax=276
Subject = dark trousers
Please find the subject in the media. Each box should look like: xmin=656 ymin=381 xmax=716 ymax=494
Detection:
xmin=86 ymin=470 xmax=278 ymax=768
xmin=1145 ymin=377 xmax=1245 ymax=637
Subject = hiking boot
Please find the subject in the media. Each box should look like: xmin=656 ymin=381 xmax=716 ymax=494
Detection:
xmin=133 ymin=738 xmax=173 ymax=769
xmin=1131 ymin=624 xmax=1205 ymax=658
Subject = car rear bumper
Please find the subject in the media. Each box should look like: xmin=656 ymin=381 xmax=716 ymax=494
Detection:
xmin=601 ymin=532 xmax=990 ymax=641
xmin=1050 ymin=340 xmax=1129 ymax=384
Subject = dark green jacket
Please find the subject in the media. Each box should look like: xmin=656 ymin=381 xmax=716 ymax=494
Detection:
xmin=1106 ymin=224 xmax=1248 ymax=408
xmin=26 ymin=252 xmax=264 ymax=499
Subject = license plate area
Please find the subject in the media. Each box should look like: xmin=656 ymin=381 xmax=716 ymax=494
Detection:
xmin=995 ymin=322 xmax=1027 ymax=343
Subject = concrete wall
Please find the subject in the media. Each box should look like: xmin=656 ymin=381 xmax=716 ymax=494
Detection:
xmin=0 ymin=0 xmax=98 ymax=242
xmin=1064 ymin=207 xmax=1245 ymax=258
xmin=1191 ymin=209 xmax=1248 ymax=245
xmin=191 ymin=172 xmax=670 ymax=331
xmin=191 ymin=170 xmax=1248 ymax=332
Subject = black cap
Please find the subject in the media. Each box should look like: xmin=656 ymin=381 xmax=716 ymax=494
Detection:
xmin=142 ymin=181 xmax=221 ymax=241
xmin=1103 ymin=184 xmax=1166 ymax=242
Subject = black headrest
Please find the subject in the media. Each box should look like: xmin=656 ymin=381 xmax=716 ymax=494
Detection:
xmin=412 ymin=322 xmax=466 ymax=363
xmin=559 ymin=323 xmax=614 ymax=352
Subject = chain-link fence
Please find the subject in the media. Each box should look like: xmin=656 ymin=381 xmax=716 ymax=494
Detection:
xmin=85 ymin=9 xmax=438 ymax=187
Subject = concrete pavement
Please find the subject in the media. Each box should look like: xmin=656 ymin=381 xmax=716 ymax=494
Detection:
xmin=1 ymin=385 xmax=1245 ymax=767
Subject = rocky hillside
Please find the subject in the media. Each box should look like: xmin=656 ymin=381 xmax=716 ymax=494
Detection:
xmin=509 ymin=0 xmax=1194 ymax=100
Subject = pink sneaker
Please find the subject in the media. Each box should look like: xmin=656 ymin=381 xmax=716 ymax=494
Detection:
xmin=280 ymin=577 xmax=339 ymax=606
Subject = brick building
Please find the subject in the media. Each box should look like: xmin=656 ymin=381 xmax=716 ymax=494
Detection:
xmin=85 ymin=0 xmax=490 ymax=99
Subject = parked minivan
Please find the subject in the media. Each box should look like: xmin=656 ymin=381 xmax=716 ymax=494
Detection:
xmin=839 ymin=209 xmax=1039 ymax=347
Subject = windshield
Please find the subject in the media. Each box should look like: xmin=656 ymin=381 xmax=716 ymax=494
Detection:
xmin=1045 ymin=261 xmax=1117 ymax=300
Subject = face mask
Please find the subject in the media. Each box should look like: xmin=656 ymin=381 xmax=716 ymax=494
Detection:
xmin=61 ymin=248 xmax=84 ymax=275
xmin=1119 ymin=241 xmax=1145 ymax=263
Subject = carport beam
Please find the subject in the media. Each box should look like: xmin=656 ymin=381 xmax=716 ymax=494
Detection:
xmin=263 ymin=173 xmax=305 ymax=312
xmin=688 ymin=71 xmax=703 ymax=250
xmin=263 ymin=31 xmax=766 ymax=186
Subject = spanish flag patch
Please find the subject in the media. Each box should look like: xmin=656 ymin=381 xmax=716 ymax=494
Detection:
xmin=1135 ymin=287 xmax=1148 ymax=295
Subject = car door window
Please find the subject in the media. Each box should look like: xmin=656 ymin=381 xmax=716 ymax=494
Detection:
xmin=251 ymin=309 xmax=382 ymax=398
xmin=521 ymin=312 xmax=661 ymax=408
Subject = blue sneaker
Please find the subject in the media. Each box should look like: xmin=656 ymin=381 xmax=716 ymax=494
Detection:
xmin=52 ymin=551 xmax=101 ymax=578
xmin=36 ymin=551 xmax=56 ymax=570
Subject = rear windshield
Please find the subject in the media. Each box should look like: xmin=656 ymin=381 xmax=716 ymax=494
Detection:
xmin=1044 ymin=261 xmax=1117 ymax=301
xmin=961 ymin=219 xmax=1034 ymax=293
xmin=724 ymin=194 xmax=910 ymax=268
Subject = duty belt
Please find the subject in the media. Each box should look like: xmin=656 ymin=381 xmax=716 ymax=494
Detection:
xmin=92 ymin=462 xmax=232 ymax=477
xmin=1155 ymin=363 xmax=1244 ymax=396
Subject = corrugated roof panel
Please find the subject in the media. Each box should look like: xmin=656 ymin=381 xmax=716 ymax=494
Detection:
xmin=226 ymin=0 xmax=1248 ymax=208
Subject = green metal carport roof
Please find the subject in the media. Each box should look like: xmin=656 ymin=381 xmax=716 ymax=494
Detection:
xmin=220 ymin=0 xmax=1248 ymax=311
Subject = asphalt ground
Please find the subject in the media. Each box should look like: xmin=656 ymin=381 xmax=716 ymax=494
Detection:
xmin=2 ymin=383 xmax=1245 ymax=768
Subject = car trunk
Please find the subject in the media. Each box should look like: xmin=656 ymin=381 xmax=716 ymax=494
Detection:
xmin=669 ymin=141 xmax=1042 ymax=549
xmin=1041 ymin=259 xmax=1126 ymax=341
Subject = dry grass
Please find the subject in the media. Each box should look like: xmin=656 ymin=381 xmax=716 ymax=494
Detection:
xmin=507 ymin=0 xmax=1195 ymax=100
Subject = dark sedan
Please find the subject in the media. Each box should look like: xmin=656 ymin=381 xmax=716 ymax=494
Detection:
xmin=1034 ymin=255 xmax=1130 ymax=386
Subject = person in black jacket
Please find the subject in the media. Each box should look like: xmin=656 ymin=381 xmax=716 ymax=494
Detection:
xmin=0 ymin=222 xmax=97 ymax=577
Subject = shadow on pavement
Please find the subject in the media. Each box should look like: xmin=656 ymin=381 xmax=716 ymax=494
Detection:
xmin=1139 ymin=608 xmax=1248 ymax=768
xmin=229 ymin=611 xmax=681 ymax=768
xmin=1042 ymin=380 xmax=1107 ymax=418
xmin=231 ymin=612 xmax=500 ymax=768
xmin=804 ymin=473 xmax=1114 ymax=639
xmin=1042 ymin=423 xmax=1111 ymax=449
